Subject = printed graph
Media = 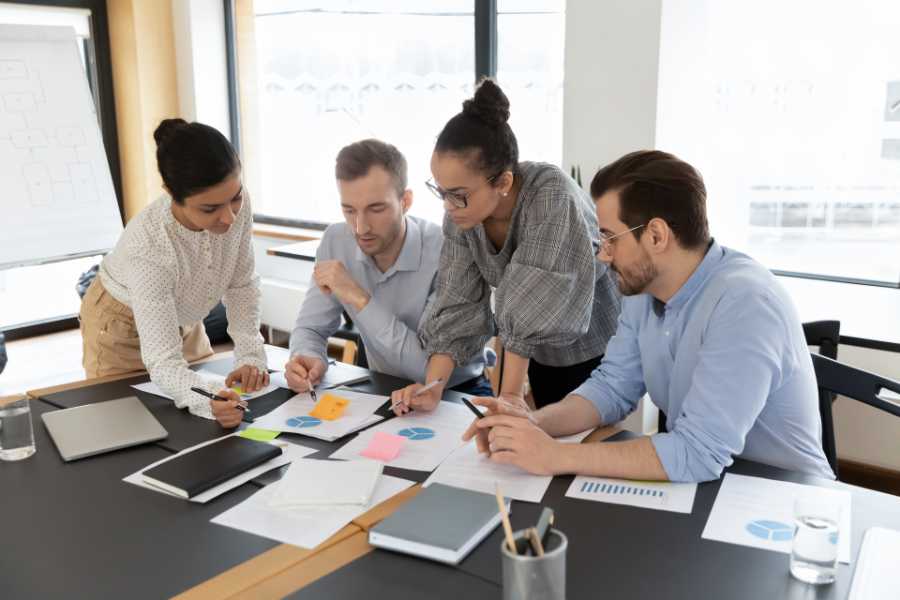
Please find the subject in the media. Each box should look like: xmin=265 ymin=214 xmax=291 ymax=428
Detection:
xmin=286 ymin=416 xmax=321 ymax=428
xmin=579 ymin=480 xmax=666 ymax=499
xmin=745 ymin=520 xmax=794 ymax=542
xmin=397 ymin=427 xmax=435 ymax=441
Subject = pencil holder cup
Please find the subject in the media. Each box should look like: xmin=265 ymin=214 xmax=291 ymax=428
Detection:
xmin=501 ymin=528 xmax=567 ymax=600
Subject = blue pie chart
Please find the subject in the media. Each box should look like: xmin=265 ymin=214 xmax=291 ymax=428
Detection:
xmin=397 ymin=427 xmax=435 ymax=441
xmin=746 ymin=520 xmax=794 ymax=542
xmin=286 ymin=416 xmax=321 ymax=428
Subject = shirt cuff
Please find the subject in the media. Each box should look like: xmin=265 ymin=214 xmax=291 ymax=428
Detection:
xmin=571 ymin=378 xmax=624 ymax=425
xmin=499 ymin=334 xmax=535 ymax=360
xmin=650 ymin=431 xmax=722 ymax=483
xmin=352 ymin=295 xmax=392 ymax=337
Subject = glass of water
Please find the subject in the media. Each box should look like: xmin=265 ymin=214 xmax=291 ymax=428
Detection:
xmin=790 ymin=496 xmax=841 ymax=584
xmin=0 ymin=395 xmax=36 ymax=461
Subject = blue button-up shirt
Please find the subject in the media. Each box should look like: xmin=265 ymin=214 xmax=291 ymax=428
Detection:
xmin=573 ymin=241 xmax=834 ymax=482
xmin=290 ymin=215 xmax=484 ymax=386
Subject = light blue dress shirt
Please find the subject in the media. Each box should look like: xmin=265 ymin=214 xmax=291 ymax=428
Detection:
xmin=289 ymin=215 xmax=484 ymax=386
xmin=573 ymin=241 xmax=834 ymax=482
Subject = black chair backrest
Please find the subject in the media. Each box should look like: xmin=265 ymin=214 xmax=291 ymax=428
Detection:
xmin=811 ymin=354 xmax=900 ymax=416
xmin=802 ymin=320 xmax=841 ymax=475
xmin=803 ymin=320 xmax=839 ymax=360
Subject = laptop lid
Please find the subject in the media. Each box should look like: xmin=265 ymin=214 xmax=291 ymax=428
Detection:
xmin=42 ymin=396 xmax=168 ymax=461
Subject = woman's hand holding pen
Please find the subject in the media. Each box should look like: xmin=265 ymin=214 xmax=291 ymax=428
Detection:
xmin=209 ymin=388 xmax=246 ymax=428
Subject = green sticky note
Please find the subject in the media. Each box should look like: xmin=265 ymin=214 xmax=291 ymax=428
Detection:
xmin=238 ymin=428 xmax=281 ymax=442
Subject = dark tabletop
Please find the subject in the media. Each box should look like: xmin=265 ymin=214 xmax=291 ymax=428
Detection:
xmin=3 ymin=400 xmax=278 ymax=600
xmin=294 ymin=432 xmax=900 ymax=600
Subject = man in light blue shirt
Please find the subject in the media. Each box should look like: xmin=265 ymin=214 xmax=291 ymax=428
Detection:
xmin=465 ymin=150 xmax=833 ymax=482
xmin=285 ymin=139 xmax=487 ymax=393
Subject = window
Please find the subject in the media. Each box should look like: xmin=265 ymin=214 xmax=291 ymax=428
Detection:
xmin=657 ymin=0 xmax=900 ymax=285
xmin=497 ymin=0 xmax=565 ymax=167
xmin=241 ymin=0 xmax=566 ymax=227
xmin=249 ymin=0 xmax=475 ymax=226
xmin=0 ymin=2 xmax=118 ymax=332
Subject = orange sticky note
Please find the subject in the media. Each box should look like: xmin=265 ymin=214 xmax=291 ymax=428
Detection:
xmin=309 ymin=393 xmax=350 ymax=421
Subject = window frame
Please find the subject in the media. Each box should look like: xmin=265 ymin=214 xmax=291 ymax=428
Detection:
xmin=225 ymin=0 xmax=498 ymax=232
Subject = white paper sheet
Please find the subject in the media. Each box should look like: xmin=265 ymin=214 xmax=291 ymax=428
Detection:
xmin=701 ymin=473 xmax=852 ymax=562
xmin=269 ymin=459 xmax=383 ymax=507
xmin=252 ymin=389 xmax=386 ymax=441
xmin=211 ymin=474 xmax=414 ymax=549
xmin=422 ymin=429 xmax=596 ymax=503
xmin=329 ymin=401 xmax=475 ymax=471
xmin=566 ymin=476 xmax=697 ymax=514
xmin=123 ymin=435 xmax=316 ymax=503
xmin=848 ymin=527 xmax=900 ymax=600
xmin=131 ymin=369 xmax=279 ymax=402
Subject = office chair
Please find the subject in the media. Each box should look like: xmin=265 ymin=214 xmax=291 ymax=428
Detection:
xmin=331 ymin=313 xmax=368 ymax=368
xmin=811 ymin=353 xmax=900 ymax=479
xmin=802 ymin=320 xmax=840 ymax=474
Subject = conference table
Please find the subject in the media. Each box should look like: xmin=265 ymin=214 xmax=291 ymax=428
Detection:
xmin=7 ymin=346 xmax=900 ymax=599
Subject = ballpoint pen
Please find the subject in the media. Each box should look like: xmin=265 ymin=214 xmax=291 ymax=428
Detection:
xmin=190 ymin=387 xmax=250 ymax=412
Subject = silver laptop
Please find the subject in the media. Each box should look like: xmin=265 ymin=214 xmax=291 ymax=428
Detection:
xmin=42 ymin=396 xmax=168 ymax=461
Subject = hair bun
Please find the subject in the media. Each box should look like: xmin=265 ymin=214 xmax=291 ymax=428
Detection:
xmin=153 ymin=118 xmax=190 ymax=149
xmin=462 ymin=78 xmax=510 ymax=127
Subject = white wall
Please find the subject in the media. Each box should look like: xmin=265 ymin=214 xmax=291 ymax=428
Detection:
xmin=562 ymin=0 xmax=663 ymax=181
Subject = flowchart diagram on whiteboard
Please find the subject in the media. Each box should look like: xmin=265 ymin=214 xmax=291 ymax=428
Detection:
xmin=0 ymin=24 xmax=122 ymax=269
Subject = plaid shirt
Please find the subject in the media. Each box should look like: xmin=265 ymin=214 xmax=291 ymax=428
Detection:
xmin=423 ymin=162 xmax=621 ymax=367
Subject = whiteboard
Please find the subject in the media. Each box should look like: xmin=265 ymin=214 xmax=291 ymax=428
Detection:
xmin=0 ymin=24 xmax=122 ymax=270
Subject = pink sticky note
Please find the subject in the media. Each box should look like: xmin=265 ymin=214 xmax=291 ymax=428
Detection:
xmin=360 ymin=431 xmax=406 ymax=462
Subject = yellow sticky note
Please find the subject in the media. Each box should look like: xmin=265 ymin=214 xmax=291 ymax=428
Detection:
xmin=309 ymin=393 xmax=350 ymax=421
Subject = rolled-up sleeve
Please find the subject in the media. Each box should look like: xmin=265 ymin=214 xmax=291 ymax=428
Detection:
xmin=651 ymin=291 xmax=787 ymax=482
xmin=421 ymin=215 xmax=494 ymax=366
xmin=493 ymin=187 xmax=596 ymax=358
xmin=571 ymin=303 xmax=646 ymax=423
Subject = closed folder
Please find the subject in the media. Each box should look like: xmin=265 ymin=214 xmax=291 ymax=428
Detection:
xmin=369 ymin=483 xmax=507 ymax=565
xmin=142 ymin=436 xmax=282 ymax=499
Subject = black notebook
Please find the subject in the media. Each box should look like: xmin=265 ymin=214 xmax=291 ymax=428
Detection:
xmin=368 ymin=483 xmax=507 ymax=565
xmin=142 ymin=436 xmax=282 ymax=498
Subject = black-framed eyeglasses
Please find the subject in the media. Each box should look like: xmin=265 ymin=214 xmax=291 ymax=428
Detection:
xmin=425 ymin=172 xmax=503 ymax=209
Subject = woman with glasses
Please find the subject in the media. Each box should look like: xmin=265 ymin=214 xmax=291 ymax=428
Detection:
xmin=79 ymin=119 xmax=267 ymax=428
xmin=391 ymin=79 xmax=621 ymax=414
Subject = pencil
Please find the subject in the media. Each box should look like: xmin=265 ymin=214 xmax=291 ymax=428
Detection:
xmin=495 ymin=483 xmax=517 ymax=555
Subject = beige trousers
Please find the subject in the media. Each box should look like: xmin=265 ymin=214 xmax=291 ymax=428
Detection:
xmin=79 ymin=277 xmax=213 ymax=378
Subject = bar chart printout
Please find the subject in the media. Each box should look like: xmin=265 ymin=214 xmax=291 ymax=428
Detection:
xmin=565 ymin=476 xmax=697 ymax=514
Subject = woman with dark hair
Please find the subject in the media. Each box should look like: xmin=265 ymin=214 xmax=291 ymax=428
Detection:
xmin=79 ymin=119 xmax=266 ymax=428
xmin=392 ymin=79 xmax=621 ymax=414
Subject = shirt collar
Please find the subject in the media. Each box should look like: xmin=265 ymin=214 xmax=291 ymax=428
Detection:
xmin=657 ymin=239 xmax=722 ymax=313
xmin=354 ymin=216 xmax=422 ymax=276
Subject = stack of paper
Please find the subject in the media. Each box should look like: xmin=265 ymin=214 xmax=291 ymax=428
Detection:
xmin=423 ymin=429 xmax=594 ymax=503
xmin=122 ymin=434 xmax=316 ymax=503
xmin=268 ymin=459 xmax=383 ymax=508
xmin=269 ymin=361 xmax=371 ymax=391
xmin=212 ymin=471 xmax=414 ymax=549
xmin=330 ymin=401 xmax=475 ymax=471
xmin=251 ymin=389 xmax=386 ymax=441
